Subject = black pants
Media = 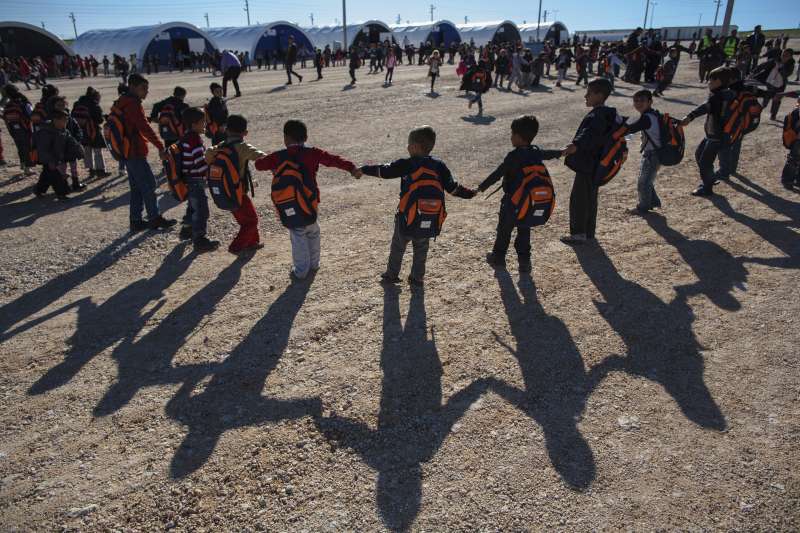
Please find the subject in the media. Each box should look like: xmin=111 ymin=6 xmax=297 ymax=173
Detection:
xmin=316 ymin=64 xmax=323 ymax=79
xmin=222 ymin=66 xmax=241 ymax=97
xmin=36 ymin=166 xmax=70 ymax=196
xmin=286 ymin=63 xmax=301 ymax=83
xmin=10 ymin=127 xmax=31 ymax=167
xmin=655 ymin=79 xmax=671 ymax=94
xmin=569 ymin=172 xmax=599 ymax=238
xmin=349 ymin=68 xmax=357 ymax=84
xmin=493 ymin=197 xmax=531 ymax=262
xmin=695 ymin=138 xmax=722 ymax=190
xmin=781 ymin=140 xmax=800 ymax=185
xmin=385 ymin=67 xmax=394 ymax=83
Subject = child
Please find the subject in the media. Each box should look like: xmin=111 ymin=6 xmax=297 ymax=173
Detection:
xmin=467 ymin=61 xmax=491 ymax=116
xmin=32 ymin=109 xmax=76 ymax=200
xmin=254 ymin=119 xmax=361 ymax=279
xmin=178 ymin=107 xmax=219 ymax=252
xmin=385 ymin=49 xmax=397 ymax=85
xmin=555 ymin=46 xmax=573 ymax=88
xmin=624 ymin=90 xmax=663 ymax=213
xmin=150 ymin=86 xmax=188 ymax=147
xmin=562 ymin=78 xmax=622 ymax=244
xmin=653 ymin=49 xmax=678 ymax=97
xmin=205 ymin=115 xmax=266 ymax=254
xmin=206 ymin=83 xmax=228 ymax=146
xmin=116 ymin=73 xmax=176 ymax=231
xmin=428 ymin=50 xmax=441 ymax=94
xmin=47 ymin=95 xmax=85 ymax=191
xmin=1 ymin=83 xmax=35 ymax=175
xmin=348 ymin=47 xmax=361 ymax=86
xmin=778 ymin=92 xmax=799 ymax=188
xmin=360 ymin=126 xmax=476 ymax=287
xmin=680 ymin=67 xmax=736 ymax=197
xmin=73 ymin=87 xmax=110 ymax=179
xmin=575 ymin=47 xmax=589 ymax=86
xmin=478 ymin=115 xmax=563 ymax=272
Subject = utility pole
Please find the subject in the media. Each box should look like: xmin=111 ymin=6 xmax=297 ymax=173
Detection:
xmin=41 ymin=21 xmax=46 ymax=30
xmin=310 ymin=13 xmax=314 ymax=26
xmin=464 ymin=16 xmax=468 ymax=24
xmin=430 ymin=4 xmax=436 ymax=22
xmin=713 ymin=0 xmax=722 ymax=27
xmin=543 ymin=10 xmax=548 ymax=23
xmin=536 ymin=0 xmax=543 ymax=41
xmin=342 ymin=0 xmax=347 ymax=53
xmin=69 ymin=12 xmax=78 ymax=39
xmin=396 ymin=14 xmax=401 ymax=24
xmin=721 ymin=0 xmax=735 ymax=35
xmin=204 ymin=13 xmax=209 ymax=28
xmin=643 ymin=0 xmax=650 ymax=28
xmin=243 ymin=0 xmax=250 ymax=25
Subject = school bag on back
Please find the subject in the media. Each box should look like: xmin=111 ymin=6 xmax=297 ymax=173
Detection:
xmin=162 ymin=142 xmax=189 ymax=202
xmin=104 ymin=99 xmax=130 ymax=161
xmin=397 ymin=160 xmax=447 ymax=238
xmin=71 ymin=103 xmax=97 ymax=144
xmin=509 ymin=160 xmax=556 ymax=228
xmin=158 ymin=102 xmax=183 ymax=141
xmin=208 ymin=142 xmax=250 ymax=210
xmin=2 ymin=100 xmax=31 ymax=132
xmin=723 ymin=89 xmax=763 ymax=143
xmin=594 ymin=115 xmax=629 ymax=187
xmin=647 ymin=110 xmax=685 ymax=166
xmin=270 ymin=149 xmax=318 ymax=228
xmin=784 ymin=109 xmax=800 ymax=149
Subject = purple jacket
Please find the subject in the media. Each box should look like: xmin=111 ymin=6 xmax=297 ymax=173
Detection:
xmin=221 ymin=50 xmax=241 ymax=71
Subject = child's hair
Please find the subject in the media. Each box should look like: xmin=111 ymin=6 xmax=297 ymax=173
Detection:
xmin=50 ymin=109 xmax=68 ymax=121
xmin=408 ymin=126 xmax=436 ymax=153
xmin=725 ymin=66 xmax=742 ymax=83
xmin=85 ymin=86 xmax=99 ymax=98
xmin=127 ymin=73 xmax=148 ymax=87
xmin=511 ymin=115 xmax=539 ymax=144
xmin=41 ymin=83 xmax=59 ymax=102
xmin=283 ymin=119 xmax=308 ymax=143
xmin=633 ymin=89 xmax=653 ymax=100
xmin=226 ymin=114 xmax=248 ymax=134
xmin=117 ymin=83 xmax=128 ymax=95
xmin=209 ymin=82 xmax=222 ymax=93
xmin=48 ymin=95 xmax=67 ymax=109
xmin=587 ymin=78 xmax=612 ymax=99
xmin=173 ymin=86 xmax=187 ymax=98
xmin=708 ymin=66 xmax=732 ymax=85
xmin=182 ymin=107 xmax=205 ymax=130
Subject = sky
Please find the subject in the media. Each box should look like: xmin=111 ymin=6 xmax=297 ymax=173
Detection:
xmin=3 ymin=0 xmax=798 ymax=40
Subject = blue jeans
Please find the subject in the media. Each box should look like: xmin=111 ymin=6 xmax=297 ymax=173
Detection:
xmin=717 ymin=138 xmax=742 ymax=179
xmin=637 ymin=151 xmax=662 ymax=210
xmin=184 ymin=181 xmax=209 ymax=240
xmin=125 ymin=158 xmax=159 ymax=223
xmin=695 ymin=138 xmax=722 ymax=191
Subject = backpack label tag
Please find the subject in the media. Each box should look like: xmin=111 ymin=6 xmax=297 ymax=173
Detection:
xmin=285 ymin=208 xmax=296 ymax=216
xmin=420 ymin=220 xmax=432 ymax=229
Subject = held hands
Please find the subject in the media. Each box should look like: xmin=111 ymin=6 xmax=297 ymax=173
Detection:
xmin=563 ymin=144 xmax=577 ymax=156
xmin=680 ymin=117 xmax=692 ymax=127
xmin=350 ymin=167 xmax=363 ymax=179
xmin=158 ymin=149 xmax=168 ymax=161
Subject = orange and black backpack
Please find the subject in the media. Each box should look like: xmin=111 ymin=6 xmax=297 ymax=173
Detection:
xmin=71 ymin=102 xmax=97 ymax=145
xmin=594 ymin=120 xmax=629 ymax=187
xmin=645 ymin=110 xmax=685 ymax=166
xmin=2 ymin=100 xmax=31 ymax=132
xmin=509 ymin=158 xmax=556 ymax=228
xmin=104 ymin=99 xmax=130 ymax=161
xmin=208 ymin=142 xmax=250 ymax=210
xmin=397 ymin=158 xmax=447 ymax=238
xmin=162 ymin=141 xmax=189 ymax=202
xmin=158 ymin=102 xmax=183 ymax=141
xmin=203 ymin=104 xmax=218 ymax=139
xmin=784 ymin=109 xmax=800 ymax=149
xmin=30 ymin=101 xmax=46 ymax=131
xmin=270 ymin=149 xmax=318 ymax=228
xmin=722 ymin=89 xmax=763 ymax=144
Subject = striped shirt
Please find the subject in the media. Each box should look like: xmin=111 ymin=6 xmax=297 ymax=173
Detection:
xmin=181 ymin=132 xmax=207 ymax=183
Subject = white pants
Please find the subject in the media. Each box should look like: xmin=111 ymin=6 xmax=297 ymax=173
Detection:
xmin=288 ymin=222 xmax=320 ymax=278
xmin=83 ymin=147 xmax=106 ymax=171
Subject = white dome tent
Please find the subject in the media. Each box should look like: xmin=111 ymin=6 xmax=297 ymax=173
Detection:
xmin=0 ymin=21 xmax=74 ymax=57
xmin=389 ymin=20 xmax=461 ymax=48
xmin=73 ymin=22 xmax=219 ymax=69
xmin=518 ymin=21 xmax=570 ymax=45
xmin=304 ymin=21 xmax=393 ymax=51
xmin=207 ymin=22 xmax=314 ymax=61
xmin=455 ymin=20 xmax=521 ymax=47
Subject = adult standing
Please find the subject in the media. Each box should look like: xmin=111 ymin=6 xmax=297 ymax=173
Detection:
xmin=745 ymin=25 xmax=766 ymax=72
xmin=220 ymin=50 xmax=242 ymax=98
xmin=285 ymin=36 xmax=303 ymax=85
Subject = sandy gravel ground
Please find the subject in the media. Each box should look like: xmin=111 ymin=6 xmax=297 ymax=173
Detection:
xmin=0 ymin=47 xmax=798 ymax=531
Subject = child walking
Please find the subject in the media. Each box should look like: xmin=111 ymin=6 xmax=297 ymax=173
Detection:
xmin=478 ymin=115 xmax=563 ymax=272
xmin=428 ymin=50 xmax=441 ymax=94
xmin=360 ymin=126 xmax=476 ymax=287
xmin=73 ymin=87 xmax=110 ymax=179
xmin=255 ymin=119 xmax=362 ymax=280
xmin=179 ymin=107 xmax=219 ymax=253
xmin=385 ymin=49 xmax=397 ymax=85
xmin=778 ymin=92 xmax=799 ymax=188
xmin=625 ymin=90 xmax=664 ymax=213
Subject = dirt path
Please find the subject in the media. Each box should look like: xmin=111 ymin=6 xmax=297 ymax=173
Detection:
xmin=0 ymin=52 xmax=798 ymax=531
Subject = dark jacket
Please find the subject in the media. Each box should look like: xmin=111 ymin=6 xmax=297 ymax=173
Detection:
xmin=286 ymin=43 xmax=298 ymax=65
xmin=478 ymin=145 xmax=562 ymax=194
xmin=34 ymin=123 xmax=83 ymax=165
xmin=361 ymin=156 xmax=472 ymax=199
xmin=566 ymin=105 xmax=621 ymax=174
xmin=74 ymin=94 xmax=106 ymax=148
xmin=149 ymin=95 xmax=188 ymax=123
xmin=686 ymin=87 xmax=736 ymax=139
xmin=206 ymin=96 xmax=228 ymax=127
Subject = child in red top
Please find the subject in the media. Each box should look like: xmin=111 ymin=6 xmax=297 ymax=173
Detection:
xmin=255 ymin=119 xmax=362 ymax=280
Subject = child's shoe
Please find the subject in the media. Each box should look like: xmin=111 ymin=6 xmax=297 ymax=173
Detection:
xmin=71 ymin=179 xmax=86 ymax=191
xmin=148 ymin=215 xmax=177 ymax=230
xmin=179 ymin=224 xmax=193 ymax=240
xmin=130 ymin=220 xmax=149 ymax=232
xmin=485 ymin=252 xmax=506 ymax=269
xmin=194 ymin=237 xmax=220 ymax=253
xmin=380 ymin=272 xmax=401 ymax=285
xmin=560 ymin=233 xmax=588 ymax=245
xmin=691 ymin=186 xmax=713 ymax=197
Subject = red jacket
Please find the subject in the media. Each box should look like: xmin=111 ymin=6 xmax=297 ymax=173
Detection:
xmin=255 ymin=144 xmax=356 ymax=202
xmin=116 ymin=94 xmax=164 ymax=158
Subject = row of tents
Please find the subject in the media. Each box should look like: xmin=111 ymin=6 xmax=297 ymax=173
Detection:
xmin=1 ymin=19 xmax=572 ymax=69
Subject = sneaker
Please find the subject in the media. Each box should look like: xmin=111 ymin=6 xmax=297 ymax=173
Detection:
xmin=380 ymin=272 xmax=401 ymax=285
xmin=72 ymin=180 xmax=86 ymax=191
xmin=485 ymin=252 xmax=507 ymax=269
xmin=560 ymin=234 xmax=588 ymax=245
xmin=24 ymin=167 xmax=36 ymax=176
xmin=298 ymin=75 xmax=303 ymax=83
xmin=130 ymin=220 xmax=149 ymax=232
xmin=179 ymin=224 xmax=193 ymax=240
xmin=193 ymin=237 xmax=220 ymax=253
xmin=518 ymin=260 xmax=532 ymax=273
xmin=407 ymin=275 xmax=424 ymax=288
xmin=148 ymin=216 xmax=177 ymax=230
xmin=691 ymin=186 xmax=713 ymax=197
xmin=782 ymin=181 xmax=795 ymax=190
xmin=289 ymin=270 xmax=307 ymax=282
xmin=626 ymin=207 xmax=649 ymax=216
xmin=95 ymin=170 xmax=112 ymax=178
xmin=56 ymin=194 xmax=72 ymax=202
